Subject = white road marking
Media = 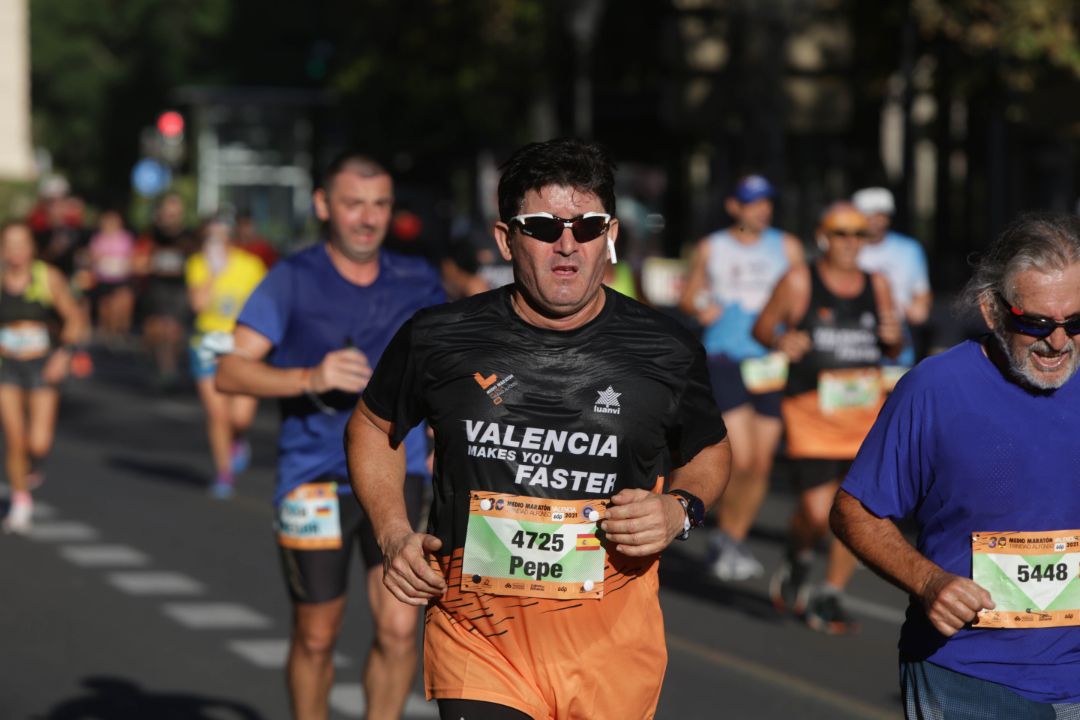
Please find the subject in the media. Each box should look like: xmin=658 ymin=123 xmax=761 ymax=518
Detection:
xmin=228 ymin=639 xmax=351 ymax=669
xmin=162 ymin=602 xmax=271 ymax=630
xmin=60 ymin=544 xmax=150 ymax=567
xmin=329 ymin=684 xmax=438 ymax=718
xmin=108 ymin=571 xmax=204 ymax=596
xmin=28 ymin=521 xmax=100 ymax=542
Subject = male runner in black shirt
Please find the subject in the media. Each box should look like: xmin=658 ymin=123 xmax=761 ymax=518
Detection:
xmin=346 ymin=138 xmax=731 ymax=720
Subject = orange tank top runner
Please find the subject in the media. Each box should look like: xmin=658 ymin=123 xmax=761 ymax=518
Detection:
xmin=782 ymin=265 xmax=885 ymax=460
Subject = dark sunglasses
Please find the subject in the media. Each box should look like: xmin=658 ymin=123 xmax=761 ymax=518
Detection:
xmin=825 ymin=228 xmax=869 ymax=240
xmin=508 ymin=212 xmax=611 ymax=243
xmin=997 ymin=293 xmax=1080 ymax=338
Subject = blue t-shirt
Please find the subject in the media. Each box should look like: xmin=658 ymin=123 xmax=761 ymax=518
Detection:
xmin=237 ymin=243 xmax=446 ymax=505
xmin=843 ymin=339 xmax=1080 ymax=703
xmin=701 ymin=227 xmax=789 ymax=360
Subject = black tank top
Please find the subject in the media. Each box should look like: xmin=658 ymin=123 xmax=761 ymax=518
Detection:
xmin=0 ymin=261 xmax=56 ymax=326
xmin=786 ymin=263 xmax=881 ymax=396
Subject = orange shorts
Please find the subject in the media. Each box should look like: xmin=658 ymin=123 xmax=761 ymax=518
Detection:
xmin=424 ymin=548 xmax=666 ymax=720
xmin=781 ymin=390 xmax=883 ymax=460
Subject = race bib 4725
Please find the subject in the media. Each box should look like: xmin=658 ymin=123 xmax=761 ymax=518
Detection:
xmin=972 ymin=530 xmax=1080 ymax=629
xmin=461 ymin=491 xmax=607 ymax=600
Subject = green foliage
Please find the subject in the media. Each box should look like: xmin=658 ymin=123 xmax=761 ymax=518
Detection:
xmin=325 ymin=0 xmax=550 ymax=156
xmin=913 ymin=0 xmax=1080 ymax=79
xmin=0 ymin=179 xmax=38 ymax=224
xmin=30 ymin=0 xmax=231 ymax=195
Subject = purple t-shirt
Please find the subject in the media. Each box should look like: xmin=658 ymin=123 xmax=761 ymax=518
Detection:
xmin=843 ymin=339 xmax=1080 ymax=703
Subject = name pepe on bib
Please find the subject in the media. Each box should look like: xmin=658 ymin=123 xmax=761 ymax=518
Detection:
xmin=461 ymin=491 xmax=607 ymax=600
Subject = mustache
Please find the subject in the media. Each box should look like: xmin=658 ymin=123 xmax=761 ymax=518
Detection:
xmin=1029 ymin=339 xmax=1074 ymax=356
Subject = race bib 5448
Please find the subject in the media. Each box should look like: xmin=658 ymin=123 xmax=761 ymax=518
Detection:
xmin=972 ymin=530 xmax=1080 ymax=629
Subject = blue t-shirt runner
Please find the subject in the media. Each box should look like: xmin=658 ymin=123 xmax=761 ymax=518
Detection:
xmin=701 ymin=226 xmax=790 ymax=360
xmin=237 ymin=242 xmax=446 ymax=506
xmin=842 ymin=339 xmax=1080 ymax=704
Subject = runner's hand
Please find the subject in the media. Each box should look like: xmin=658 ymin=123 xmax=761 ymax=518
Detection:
xmin=43 ymin=349 xmax=71 ymax=385
xmin=309 ymin=347 xmax=372 ymax=394
xmin=775 ymin=330 xmax=812 ymax=362
xmin=919 ymin=570 xmax=994 ymax=637
xmin=601 ymin=489 xmax=685 ymax=556
xmin=380 ymin=529 xmax=447 ymax=605
xmin=878 ymin=310 xmax=903 ymax=347
xmin=697 ymin=303 xmax=722 ymax=327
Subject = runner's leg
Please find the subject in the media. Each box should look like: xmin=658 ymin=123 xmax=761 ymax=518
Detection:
xmin=112 ymin=285 xmax=135 ymax=337
xmin=227 ymin=394 xmax=258 ymax=474
xmin=364 ymin=566 xmax=420 ymax=720
xmin=26 ymin=385 xmax=60 ymax=472
xmin=281 ymin=485 xmax=359 ymax=719
xmin=0 ymin=384 xmax=29 ymax=493
xmin=728 ymin=411 xmax=782 ymax=540
xmin=361 ymin=475 xmax=423 ymax=720
xmin=799 ymin=478 xmax=859 ymax=633
xmin=228 ymin=394 xmax=258 ymax=436
xmin=288 ymin=596 xmax=347 ymax=720
xmin=157 ymin=315 xmax=183 ymax=379
xmin=195 ymin=377 xmax=232 ymax=481
xmin=824 ymin=537 xmax=859 ymax=591
xmin=790 ymin=476 xmax=838 ymax=551
xmin=715 ymin=403 xmax=756 ymax=540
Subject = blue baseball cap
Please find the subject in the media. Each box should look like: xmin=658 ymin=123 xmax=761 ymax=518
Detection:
xmin=732 ymin=175 xmax=775 ymax=203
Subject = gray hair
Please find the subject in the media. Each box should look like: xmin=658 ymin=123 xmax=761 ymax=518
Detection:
xmin=961 ymin=212 xmax=1080 ymax=317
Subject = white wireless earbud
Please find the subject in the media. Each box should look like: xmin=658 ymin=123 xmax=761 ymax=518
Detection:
xmin=607 ymin=236 xmax=617 ymax=264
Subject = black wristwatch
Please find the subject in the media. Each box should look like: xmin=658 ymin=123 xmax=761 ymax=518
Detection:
xmin=666 ymin=489 xmax=705 ymax=541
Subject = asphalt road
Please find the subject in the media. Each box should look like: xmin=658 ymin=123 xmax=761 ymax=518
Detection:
xmin=0 ymin=348 xmax=908 ymax=719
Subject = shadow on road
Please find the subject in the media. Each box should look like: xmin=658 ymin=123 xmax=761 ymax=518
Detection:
xmin=660 ymin=544 xmax=785 ymax=622
xmin=36 ymin=676 xmax=267 ymax=720
xmin=107 ymin=454 xmax=207 ymax=489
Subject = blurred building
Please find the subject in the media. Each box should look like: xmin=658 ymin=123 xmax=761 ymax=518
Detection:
xmin=173 ymin=86 xmax=332 ymax=246
xmin=0 ymin=0 xmax=36 ymax=180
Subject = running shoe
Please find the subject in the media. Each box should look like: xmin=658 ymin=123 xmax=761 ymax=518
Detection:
xmin=710 ymin=541 xmax=765 ymax=582
xmin=2 ymin=500 xmax=32 ymax=534
xmin=230 ymin=439 xmax=252 ymax=475
xmin=769 ymin=555 xmax=812 ymax=615
xmin=705 ymin=530 xmax=731 ymax=564
xmin=805 ymin=591 xmax=860 ymax=635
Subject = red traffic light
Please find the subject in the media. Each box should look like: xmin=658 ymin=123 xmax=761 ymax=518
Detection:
xmin=157 ymin=111 xmax=185 ymax=138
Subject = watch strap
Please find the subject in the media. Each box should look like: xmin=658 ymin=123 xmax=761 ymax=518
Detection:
xmin=666 ymin=489 xmax=705 ymax=529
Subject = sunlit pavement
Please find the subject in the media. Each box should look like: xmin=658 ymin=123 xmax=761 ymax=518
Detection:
xmin=0 ymin=348 xmax=905 ymax=719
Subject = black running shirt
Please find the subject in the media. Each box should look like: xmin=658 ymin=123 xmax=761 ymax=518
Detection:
xmin=363 ymin=285 xmax=727 ymax=555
